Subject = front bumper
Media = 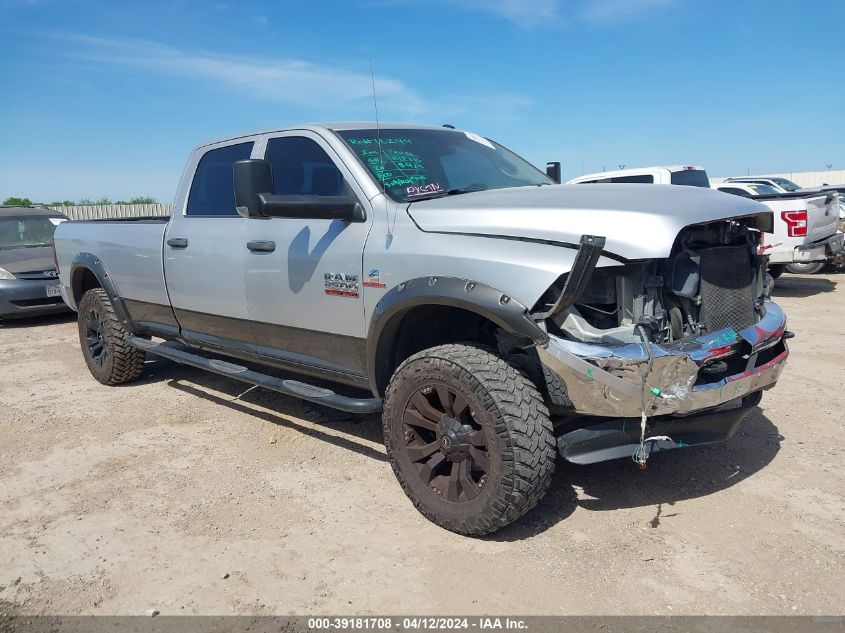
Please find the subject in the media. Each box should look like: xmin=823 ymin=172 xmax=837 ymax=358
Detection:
xmin=537 ymin=299 xmax=788 ymax=419
xmin=557 ymin=391 xmax=762 ymax=464
xmin=0 ymin=278 xmax=70 ymax=319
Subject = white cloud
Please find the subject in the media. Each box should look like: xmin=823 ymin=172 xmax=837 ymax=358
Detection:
xmin=44 ymin=33 xmax=539 ymax=127
xmin=456 ymin=0 xmax=562 ymax=28
xmin=377 ymin=0 xmax=675 ymax=27
xmin=53 ymin=34 xmax=430 ymax=118
xmin=580 ymin=0 xmax=675 ymax=21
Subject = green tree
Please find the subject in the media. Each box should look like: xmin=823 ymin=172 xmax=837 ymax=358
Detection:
xmin=3 ymin=196 xmax=33 ymax=206
xmin=77 ymin=198 xmax=94 ymax=205
xmin=128 ymin=196 xmax=156 ymax=204
xmin=94 ymin=196 xmax=112 ymax=205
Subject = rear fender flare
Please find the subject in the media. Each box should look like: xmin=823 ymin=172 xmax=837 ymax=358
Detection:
xmin=366 ymin=276 xmax=549 ymax=394
xmin=69 ymin=253 xmax=135 ymax=332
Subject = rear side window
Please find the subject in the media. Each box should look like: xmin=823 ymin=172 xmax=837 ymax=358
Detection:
xmin=187 ymin=142 xmax=254 ymax=216
xmin=670 ymin=169 xmax=710 ymax=187
xmin=265 ymin=136 xmax=343 ymax=196
xmin=611 ymin=174 xmax=654 ymax=184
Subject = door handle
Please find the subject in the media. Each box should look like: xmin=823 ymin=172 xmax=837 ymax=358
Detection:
xmin=247 ymin=240 xmax=276 ymax=253
xmin=167 ymin=237 xmax=189 ymax=249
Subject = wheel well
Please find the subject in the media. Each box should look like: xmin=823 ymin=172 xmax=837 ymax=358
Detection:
xmin=374 ymin=305 xmax=500 ymax=394
xmin=72 ymin=267 xmax=102 ymax=305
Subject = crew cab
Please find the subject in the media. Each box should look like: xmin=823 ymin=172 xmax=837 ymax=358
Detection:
xmin=713 ymin=182 xmax=842 ymax=275
xmin=567 ymin=165 xmax=710 ymax=187
xmin=54 ymin=123 xmax=789 ymax=535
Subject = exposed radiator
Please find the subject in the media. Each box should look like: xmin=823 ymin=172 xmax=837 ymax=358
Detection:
xmin=698 ymin=245 xmax=756 ymax=333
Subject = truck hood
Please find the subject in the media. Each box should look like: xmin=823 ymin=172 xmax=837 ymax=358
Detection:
xmin=407 ymin=184 xmax=772 ymax=260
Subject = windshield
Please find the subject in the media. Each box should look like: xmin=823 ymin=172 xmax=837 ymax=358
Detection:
xmin=670 ymin=169 xmax=710 ymax=187
xmin=771 ymin=177 xmax=801 ymax=191
xmin=748 ymin=184 xmax=781 ymax=195
xmin=337 ymin=128 xmax=552 ymax=202
xmin=0 ymin=216 xmax=59 ymax=249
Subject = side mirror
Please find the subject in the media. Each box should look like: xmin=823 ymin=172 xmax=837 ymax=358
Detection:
xmin=258 ymin=194 xmax=364 ymax=221
xmin=234 ymin=159 xmax=273 ymax=218
xmin=546 ymin=161 xmax=561 ymax=184
xmin=233 ymin=158 xmax=365 ymax=222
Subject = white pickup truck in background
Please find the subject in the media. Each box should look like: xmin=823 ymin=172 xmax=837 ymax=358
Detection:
xmin=567 ymin=165 xmax=710 ymax=187
xmin=712 ymin=182 xmax=843 ymax=276
xmin=567 ymin=165 xmax=843 ymax=276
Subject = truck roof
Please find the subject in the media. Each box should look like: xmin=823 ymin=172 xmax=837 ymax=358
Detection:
xmin=193 ymin=122 xmax=457 ymax=151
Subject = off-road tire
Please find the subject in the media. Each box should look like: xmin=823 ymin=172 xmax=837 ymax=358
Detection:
xmin=383 ymin=343 xmax=557 ymax=535
xmin=77 ymin=288 xmax=146 ymax=385
xmin=785 ymin=261 xmax=826 ymax=275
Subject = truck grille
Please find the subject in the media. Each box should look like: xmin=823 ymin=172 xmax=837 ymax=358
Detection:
xmin=698 ymin=245 xmax=756 ymax=333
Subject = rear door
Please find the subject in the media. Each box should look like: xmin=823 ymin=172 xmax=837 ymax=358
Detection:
xmin=164 ymin=139 xmax=256 ymax=346
xmin=241 ymin=131 xmax=373 ymax=380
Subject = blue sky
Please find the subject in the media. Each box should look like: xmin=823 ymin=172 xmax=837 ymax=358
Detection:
xmin=1 ymin=0 xmax=843 ymax=203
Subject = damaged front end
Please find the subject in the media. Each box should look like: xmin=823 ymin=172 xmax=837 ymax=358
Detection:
xmin=532 ymin=218 xmax=790 ymax=464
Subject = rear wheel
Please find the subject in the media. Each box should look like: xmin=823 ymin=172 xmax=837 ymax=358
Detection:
xmin=383 ymin=344 xmax=556 ymax=535
xmin=785 ymin=261 xmax=826 ymax=275
xmin=77 ymin=288 xmax=146 ymax=385
xmin=768 ymin=264 xmax=785 ymax=280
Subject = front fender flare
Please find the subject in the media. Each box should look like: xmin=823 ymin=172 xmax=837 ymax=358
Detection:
xmin=366 ymin=276 xmax=549 ymax=394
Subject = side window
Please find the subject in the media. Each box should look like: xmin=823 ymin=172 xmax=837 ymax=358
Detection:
xmin=611 ymin=174 xmax=654 ymax=183
xmin=719 ymin=187 xmax=752 ymax=198
xmin=186 ymin=142 xmax=254 ymax=216
xmin=265 ymin=136 xmax=343 ymax=196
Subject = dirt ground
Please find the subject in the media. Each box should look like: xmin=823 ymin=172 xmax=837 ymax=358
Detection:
xmin=1 ymin=273 xmax=843 ymax=616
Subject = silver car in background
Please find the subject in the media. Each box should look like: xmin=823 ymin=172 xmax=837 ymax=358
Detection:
xmin=0 ymin=206 xmax=69 ymax=319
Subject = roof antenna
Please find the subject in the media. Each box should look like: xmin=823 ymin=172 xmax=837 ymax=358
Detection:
xmin=370 ymin=58 xmax=393 ymax=240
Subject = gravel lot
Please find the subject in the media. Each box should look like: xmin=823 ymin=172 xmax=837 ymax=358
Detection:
xmin=1 ymin=273 xmax=843 ymax=616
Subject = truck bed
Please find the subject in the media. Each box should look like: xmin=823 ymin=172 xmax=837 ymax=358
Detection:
xmin=54 ymin=218 xmax=171 ymax=311
xmin=752 ymin=192 xmax=838 ymax=263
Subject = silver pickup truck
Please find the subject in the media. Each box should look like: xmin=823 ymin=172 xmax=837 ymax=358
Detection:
xmin=54 ymin=123 xmax=790 ymax=535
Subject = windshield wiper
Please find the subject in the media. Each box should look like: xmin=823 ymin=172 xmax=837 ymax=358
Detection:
xmin=18 ymin=243 xmax=53 ymax=248
xmin=407 ymin=186 xmax=487 ymax=203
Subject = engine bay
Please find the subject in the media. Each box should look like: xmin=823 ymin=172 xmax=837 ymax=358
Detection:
xmin=536 ymin=220 xmax=769 ymax=345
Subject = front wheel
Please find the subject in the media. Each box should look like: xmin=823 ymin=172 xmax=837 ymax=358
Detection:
xmin=383 ymin=344 xmax=557 ymax=535
xmin=77 ymin=288 xmax=146 ymax=385
xmin=785 ymin=261 xmax=826 ymax=275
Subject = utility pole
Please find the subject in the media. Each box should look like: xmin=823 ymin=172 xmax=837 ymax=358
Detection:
xmin=618 ymin=164 xmax=625 ymax=170
xmin=827 ymin=164 xmax=833 ymax=171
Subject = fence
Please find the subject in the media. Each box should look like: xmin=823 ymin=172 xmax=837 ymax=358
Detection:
xmin=48 ymin=203 xmax=172 ymax=221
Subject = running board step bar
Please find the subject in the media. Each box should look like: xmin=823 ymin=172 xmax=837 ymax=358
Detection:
xmin=127 ymin=336 xmax=383 ymax=414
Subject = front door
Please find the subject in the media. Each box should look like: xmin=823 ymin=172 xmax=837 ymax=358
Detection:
xmin=242 ymin=131 xmax=373 ymax=381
